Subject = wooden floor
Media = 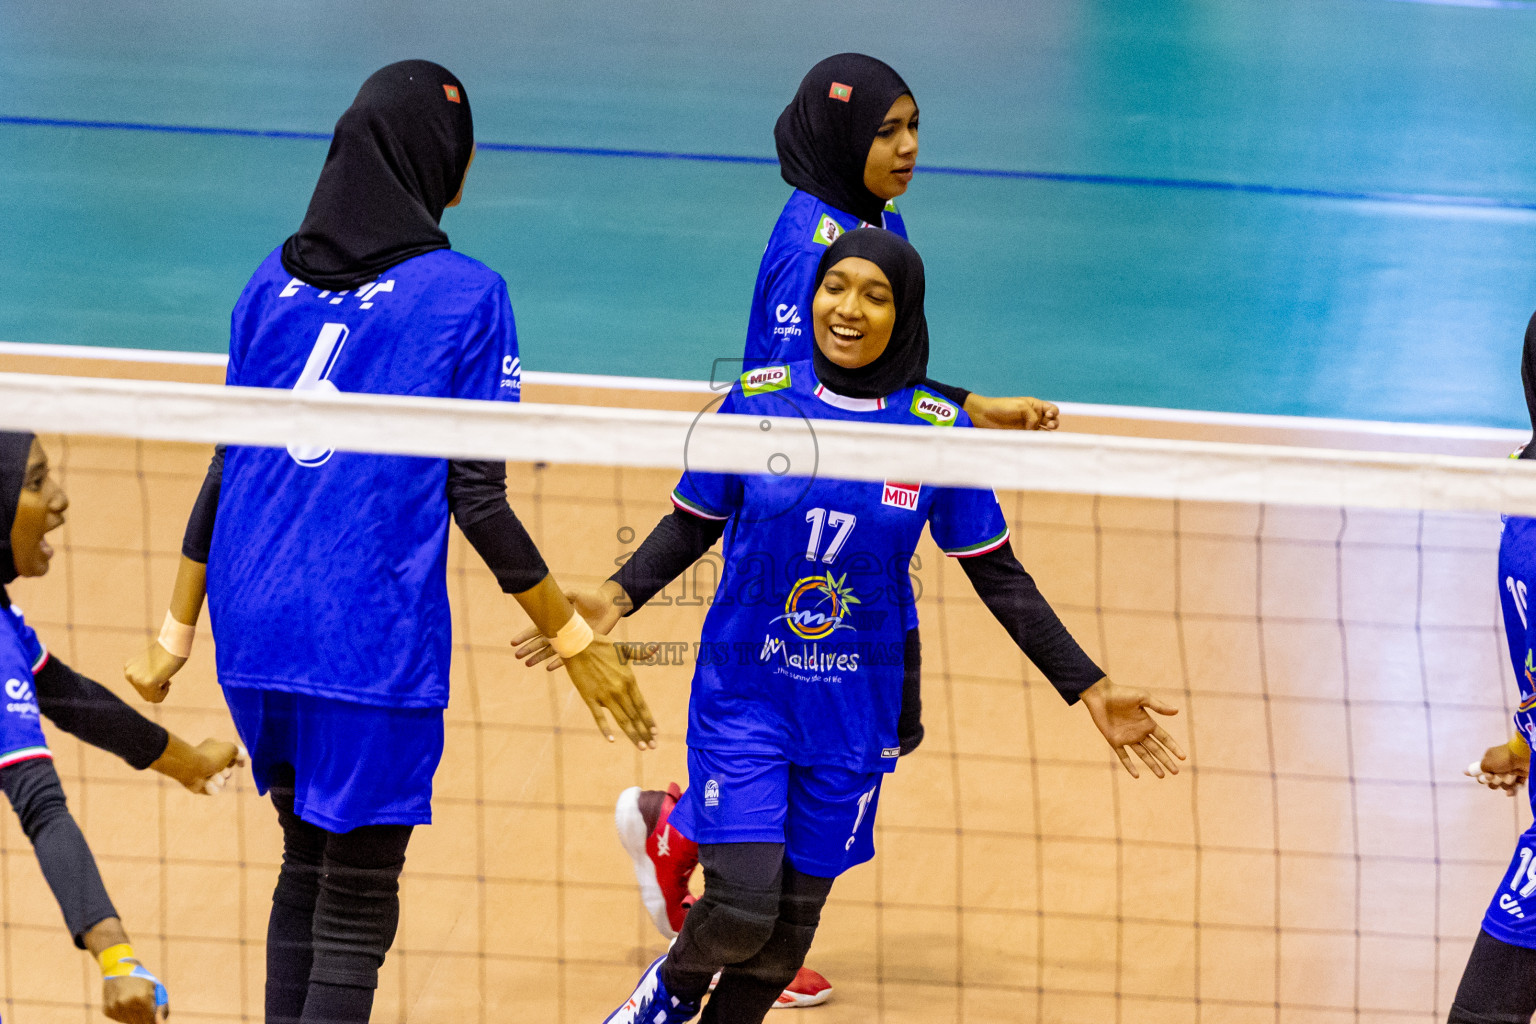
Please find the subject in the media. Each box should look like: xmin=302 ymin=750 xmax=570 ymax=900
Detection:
xmin=0 ymin=357 xmax=1529 ymax=1022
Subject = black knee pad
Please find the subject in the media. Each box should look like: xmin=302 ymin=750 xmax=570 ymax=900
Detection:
xmin=681 ymin=883 xmax=781 ymax=966
xmin=733 ymin=869 xmax=831 ymax=989
xmin=307 ymin=827 xmax=411 ymax=990
xmin=733 ymin=920 xmax=818 ymax=993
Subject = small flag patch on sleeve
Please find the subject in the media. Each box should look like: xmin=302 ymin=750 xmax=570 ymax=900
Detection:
xmin=443 ymin=84 xmax=462 ymax=103
xmin=828 ymin=82 xmax=852 ymax=102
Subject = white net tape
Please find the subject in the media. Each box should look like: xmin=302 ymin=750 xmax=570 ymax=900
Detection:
xmin=2 ymin=371 xmax=1535 ymax=513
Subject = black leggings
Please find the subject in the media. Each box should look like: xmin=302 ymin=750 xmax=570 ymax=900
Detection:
xmin=661 ymin=842 xmax=834 ymax=1024
xmin=266 ymin=765 xmax=413 ymax=1024
xmin=1449 ymin=929 xmax=1536 ymax=1023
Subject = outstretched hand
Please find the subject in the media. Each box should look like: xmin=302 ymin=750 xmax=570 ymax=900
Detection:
xmin=511 ymin=582 xmax=656 ymax=670
xmin=964 ymin=394 xmax=1060 ymax=431
xmin=560 ymin=637 xmax=658 ymax=749
xmin=1079 ymin=677 xmax=1185 ymax=779
xmin=124 ymin=641 xmax=186 ymax=703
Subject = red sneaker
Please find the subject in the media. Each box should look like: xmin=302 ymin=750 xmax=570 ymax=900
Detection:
xmin=616 ymin=784 xmax=699 ymax=938
xmin=772 ymin=967 xmax=832 ymax=1009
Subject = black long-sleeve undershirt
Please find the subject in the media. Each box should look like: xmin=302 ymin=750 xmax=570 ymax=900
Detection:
xmin=1 ymin=757 xmax=118 ymax=946
xmin=35 ymin=658 xmax=170 ymax=770
xmin=957 ymin=538 xmax=1103 ymax=702
xmin=612 ymin=508 xmax=1101 ymax=703
xmin=612 ymin=508 xmax=728 ymax=611
xmin=181 ymin=447 xmax=548 ymax=594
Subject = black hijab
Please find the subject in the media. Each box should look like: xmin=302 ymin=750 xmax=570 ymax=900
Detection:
xmin=812 ymin=229 xmax=929 ymax=400
xmin=0 ymin=431 xmax=36 ymax=590
xmin=774 ymin=53 xmax=914 ymax=228
xmin=281 ymin=60 xmax=475 ymax=291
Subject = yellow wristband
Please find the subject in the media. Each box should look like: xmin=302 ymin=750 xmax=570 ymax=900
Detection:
xmin=157 ymin=611 xmax=194 ymax=660
xmin=548 ymin=611 xmax=595 ymax=660
xmin=1511 ymin=734 xmax=1532 ymax=759
xmin=98 ymin=942 xmax=139 ymax=978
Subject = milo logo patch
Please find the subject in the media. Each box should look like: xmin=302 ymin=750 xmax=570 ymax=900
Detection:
xmin=742 ymin=365 xmax=792 ymax=396
xmin=812 ymin=214 xmax=844 ymax=247
xmin=910 ymin=392 xmax=958 ymax=426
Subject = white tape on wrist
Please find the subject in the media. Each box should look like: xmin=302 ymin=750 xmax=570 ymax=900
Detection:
xmin=548 ymin=611 xmax=595 ymax=660
xmin=157 ymin=612 xmax=194 ymax=659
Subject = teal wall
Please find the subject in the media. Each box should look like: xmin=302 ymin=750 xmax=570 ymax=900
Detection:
xmin=2 ymin=0 xmax=1534 ymax=425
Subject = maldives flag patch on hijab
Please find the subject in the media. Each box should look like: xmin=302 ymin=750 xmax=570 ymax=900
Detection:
xmin=443 ymin=84 xmax=461 ymax=103
xmin=828 ymin=82 xmax=852 ymax=102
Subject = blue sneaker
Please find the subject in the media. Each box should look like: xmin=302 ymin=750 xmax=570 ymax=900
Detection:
xmin=603 ymin=955 xmax=700 ymax=1023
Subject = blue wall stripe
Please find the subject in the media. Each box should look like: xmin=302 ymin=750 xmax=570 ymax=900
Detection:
xmin=6 ymin=112 xmax=1536 ymax=213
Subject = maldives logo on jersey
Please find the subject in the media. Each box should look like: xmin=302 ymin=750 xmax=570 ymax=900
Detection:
xmin=443 ymin=84 xmax=461 ymax=103
xmin=910 ymin=392 xmax=958 ymax=427
xmin=773 ymin=571 xmax=860 ymax=640
xmin=742 ymin=365 xmax=792 ymax=396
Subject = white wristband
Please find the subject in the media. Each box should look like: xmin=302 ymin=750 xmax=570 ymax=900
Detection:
xmin=548 ymin=612 xmax=595 ymax=660
xmin=157 ymin=611 xmax=194 ymax=660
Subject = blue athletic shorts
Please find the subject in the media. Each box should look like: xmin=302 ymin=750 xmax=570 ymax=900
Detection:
xmin=1483 ymin=821 xmax=1536 ymax=949
xmin=222 ymin=686 xmax=443 ymax=832
xmin=668 ymin=747 xmax=884 ymax=878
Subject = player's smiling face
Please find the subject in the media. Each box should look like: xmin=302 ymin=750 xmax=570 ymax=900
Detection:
xmin=9 ymin=439 xmax=68 ymax=579
xmin=813 ymin=257 xmax=895 ymax=370
xmin=863 ymin=94 xmax=918 ymax=201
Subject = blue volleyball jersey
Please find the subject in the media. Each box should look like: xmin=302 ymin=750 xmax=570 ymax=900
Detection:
xmin=1485 ymin=514 xmax=1536 ymax=946
xmin=0 ymin=603 xmax=52 ymax=769
xmin=207 ymin=247 xmax=521 ymax=709
xmin=742 ymin=190 xmax=907 ymax=372
xmin=671 ymin=362 xmax=1008 ymax=772
xmin=1497 ymin=515 xmax=1536 ymax=809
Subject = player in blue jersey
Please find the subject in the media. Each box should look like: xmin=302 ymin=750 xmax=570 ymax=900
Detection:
xmin=123 ymin=62 xmax=655 ymax=1024
xmin=617 ymin=60 xmax=1071 ymax=1004
xmin=0 ymin=431 xmax=243 ymax=1023
xmin=743 ymin=53 xmax=1057 ymax=434
xmin=520 ymin=230 xmax=1184 ymax=1024
xmin=1448 ymin=313 xmax=1536 ymax=1023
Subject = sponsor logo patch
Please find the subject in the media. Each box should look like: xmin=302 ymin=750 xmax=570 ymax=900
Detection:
xmin=773 ymin=303 xmax=803 ymax=339
xmin=4 ymin=677 xmax=37 ymax=717
xmin=828 ymin=82 xmax=852 ymax=102
xmin=881 ymin=481 xmax=921 ymax=511
xmin=500 ymin=354 xmax=522 ymax=391
xmin=910 ymin=392 xmax=958 ymax=427
xmin=704 ymin=779 xmax=720 ymax=807
xmin=813 ymin=214 xmax=844 ymax=247
xmin=741 ymin=365 xmax=791 ymax=396
xmin=882 ymin=747 xmax=900 ymax=758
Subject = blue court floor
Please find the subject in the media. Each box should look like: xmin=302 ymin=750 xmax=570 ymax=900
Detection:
xmin=2 ymin=0 xmax=1535 ymax=426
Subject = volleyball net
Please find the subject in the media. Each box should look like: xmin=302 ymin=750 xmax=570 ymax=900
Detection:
xmin=0 ymin=370 xmax=1531 ymax=1023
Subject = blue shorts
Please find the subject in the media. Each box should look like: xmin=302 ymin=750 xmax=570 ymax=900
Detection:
xmin=0 ymin=674 xmax=50 ymax=770
xmin=222 ymin=686 xmax=443 ymax=832
xmin=668 ymin=747 xmax=883 ymax=878
xmin=1483 ymin=821 xmax=1536 ymax=949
